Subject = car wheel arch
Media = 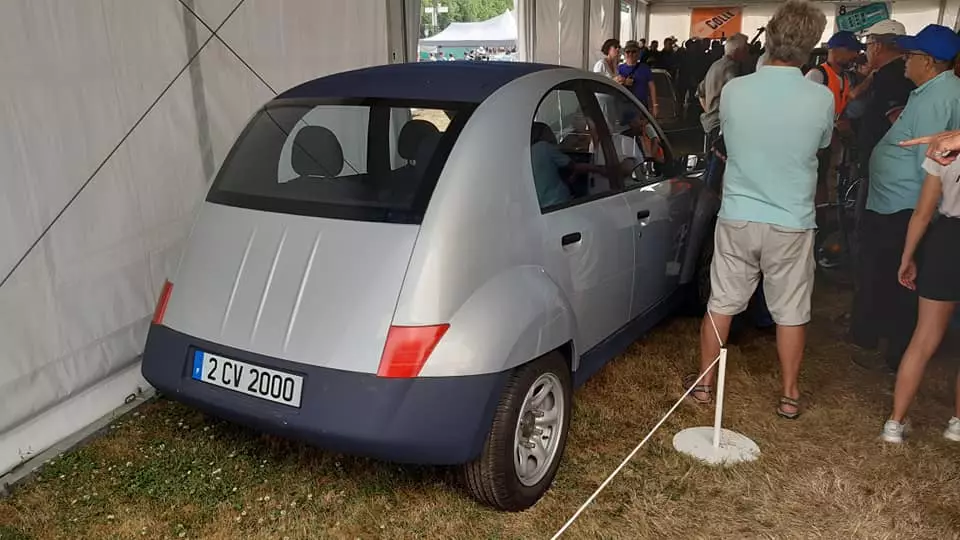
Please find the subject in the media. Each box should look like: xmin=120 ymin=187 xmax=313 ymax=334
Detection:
xmin=417 ymin=265 xmax=580 ymax=377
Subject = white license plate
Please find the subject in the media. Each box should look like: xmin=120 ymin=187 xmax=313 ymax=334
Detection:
xmin=191 ymin=350 xmax=303 ymax=407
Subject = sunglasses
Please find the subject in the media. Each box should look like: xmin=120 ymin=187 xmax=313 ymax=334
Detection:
xmin=901 ymin=51 xmax=934 ymax=61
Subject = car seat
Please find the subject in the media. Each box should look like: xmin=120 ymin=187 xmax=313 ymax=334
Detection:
xmin=285 ymin=125 xmax=374 ymax=203
xmin=383 ymin=120 xmax=442 ymax=203
xmin=291 ymin=126 xmax=344 ymax=178
xmin=398 ymin=120 xmax=440 ymax=166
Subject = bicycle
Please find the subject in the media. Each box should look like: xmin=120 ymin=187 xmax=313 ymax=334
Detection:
xmin=814 ymin=137 xmax=862 ymax=286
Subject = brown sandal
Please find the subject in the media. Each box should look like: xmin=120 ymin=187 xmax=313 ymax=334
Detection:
xmin=777 ymin=396 xmax=801 ymax=420
xmin=683 ymin=373 xmax=713 ymax=405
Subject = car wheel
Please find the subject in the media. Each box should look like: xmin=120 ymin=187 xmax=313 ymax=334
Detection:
xmin=461 ymin=352 xmax=572 ymax=511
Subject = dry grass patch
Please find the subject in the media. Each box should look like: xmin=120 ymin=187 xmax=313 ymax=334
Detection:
xmin=2 ymin=285 xmax=959 ymax=539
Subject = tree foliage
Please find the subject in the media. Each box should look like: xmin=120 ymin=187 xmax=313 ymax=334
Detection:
xmin=421 ymin=0 xmax=513 ymax=36
xmin=447 ymin=0 xmax=513 ymax=22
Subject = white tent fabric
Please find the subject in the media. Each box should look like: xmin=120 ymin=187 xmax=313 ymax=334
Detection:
xmin=517 ymin=0 xmax=635 ymax=69
xmin=559 ymin=0 xmax=586 ymax=67
xmin=0 ymin=0 xmax=419 ymax=478
xmin=515 ymin=0 xmax=536 ymax=63
xmin=589 ymin=0 xmax=617 ymax=65
xmin=620 ymin=0 xmax=636 ymax=44
xmin=420 ymin=10 xmax=517 ymax=48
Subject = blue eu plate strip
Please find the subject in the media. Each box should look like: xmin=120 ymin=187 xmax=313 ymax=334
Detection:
xmin=192 ymin=350 xmax=204 ymax=380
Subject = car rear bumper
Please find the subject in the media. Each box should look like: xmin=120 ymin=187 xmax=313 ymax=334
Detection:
xmin=141 ymin=324 xmax=506 ymax=465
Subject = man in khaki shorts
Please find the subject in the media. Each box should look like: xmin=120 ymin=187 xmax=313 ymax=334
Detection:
xmin=687 ymin=0 xmax=834 ymax=419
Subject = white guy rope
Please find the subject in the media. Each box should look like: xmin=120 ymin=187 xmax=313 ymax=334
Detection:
xmin=707 ymin=310 xmax=724 ymax=348
xmin=551 ymin=312 xmax=727 ymax=539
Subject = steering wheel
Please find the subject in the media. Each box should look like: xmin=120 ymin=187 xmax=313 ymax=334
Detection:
xmin=631 ymin=158 xmax=661 ymax=180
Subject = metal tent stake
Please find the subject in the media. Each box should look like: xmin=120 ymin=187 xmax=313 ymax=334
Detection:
xmin=673 ymin=346 xmax=760 ymax=466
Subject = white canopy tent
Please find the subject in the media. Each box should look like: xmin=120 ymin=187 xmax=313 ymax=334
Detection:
xmin=420 ymin=10 xmax=518 ymax=48
xmin=0 ymin=0 xmax=422 ymax=482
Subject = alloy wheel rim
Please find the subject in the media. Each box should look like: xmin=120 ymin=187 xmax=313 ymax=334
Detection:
xmin=513 ymin=372 xmax=565 ymax=487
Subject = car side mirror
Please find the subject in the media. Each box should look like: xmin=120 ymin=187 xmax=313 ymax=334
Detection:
xmin=681 ymin=153 xmax=706 ymax=173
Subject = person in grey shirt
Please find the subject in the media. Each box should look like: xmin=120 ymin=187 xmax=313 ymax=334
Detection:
xmin=698 ymin=33 xmax=749 ymax=148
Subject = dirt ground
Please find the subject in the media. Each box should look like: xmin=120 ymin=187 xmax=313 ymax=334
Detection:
xmin=2 ymin=285 xmax=959 ymax=540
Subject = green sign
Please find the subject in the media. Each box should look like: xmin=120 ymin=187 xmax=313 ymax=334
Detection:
xmin=836 ymin=3 xmax=890 ymax=33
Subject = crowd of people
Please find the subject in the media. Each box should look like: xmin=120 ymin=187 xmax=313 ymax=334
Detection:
xmin=653 ymin=0 xmax=960 ymax=443
xmin=591 ymin=34 xmax=754 ymax=115
xmin=423 ymin=46 xmax=517 ymax=62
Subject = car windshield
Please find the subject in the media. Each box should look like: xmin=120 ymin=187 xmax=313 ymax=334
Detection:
xmin=207 ymin=99 xmax=474 ymax=224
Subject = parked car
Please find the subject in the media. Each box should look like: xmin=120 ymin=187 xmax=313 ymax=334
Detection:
xmin=141 ymin=61 xmax=719 ymax=511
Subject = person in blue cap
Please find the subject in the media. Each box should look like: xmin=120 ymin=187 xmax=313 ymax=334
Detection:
xmin=859 ymin=24 xmax=960 ymax=376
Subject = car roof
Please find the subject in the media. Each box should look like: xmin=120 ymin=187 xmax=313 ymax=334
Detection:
xmin=275 ymin=61 xmax=562 ymax=104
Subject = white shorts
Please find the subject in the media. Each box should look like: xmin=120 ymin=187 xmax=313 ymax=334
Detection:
xmin=707 ymin=219 xmax=816 ymax=326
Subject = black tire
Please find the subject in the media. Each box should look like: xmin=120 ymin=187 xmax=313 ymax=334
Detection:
xmin=461 ymin=352 xmax=572 ymax=511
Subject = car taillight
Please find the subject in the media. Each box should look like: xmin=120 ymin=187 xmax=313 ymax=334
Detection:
xmin=152 ymin=280 xmax=173 ymax=325
xmin=377 ymin=324 xmax=449 ymax=378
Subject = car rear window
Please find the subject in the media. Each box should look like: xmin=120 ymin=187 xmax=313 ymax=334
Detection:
xmin=207 ymin=99 xmax=474 ymax=224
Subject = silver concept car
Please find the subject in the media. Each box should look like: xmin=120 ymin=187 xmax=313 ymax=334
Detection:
xmin=142 ymin=61 xmax=718 ymax=511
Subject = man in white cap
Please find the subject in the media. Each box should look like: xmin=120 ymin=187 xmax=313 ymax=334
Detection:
xmin=847 ymin=19 xmax=917 ymax=364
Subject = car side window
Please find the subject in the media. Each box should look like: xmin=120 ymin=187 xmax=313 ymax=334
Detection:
xmin=590 ymin=83 xmax=669 ymax=187
xmin=530 ymin=83 xmax=620 ymax=212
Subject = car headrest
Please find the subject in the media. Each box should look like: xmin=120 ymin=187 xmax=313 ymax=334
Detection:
xmin=398 ymin=120 xmax=440 ymax=161
xmin=291 ymin=126 xmax=343 ymax=178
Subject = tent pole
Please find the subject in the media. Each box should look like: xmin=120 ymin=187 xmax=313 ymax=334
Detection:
xmin=613 ymin=0 xmax=622 ymax=45
xmin=582 ymin=0 xmax=591 ymax=69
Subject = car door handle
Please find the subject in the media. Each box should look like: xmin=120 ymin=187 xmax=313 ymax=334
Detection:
xmin=636 ymin=209 xmax=651 ymax=220
xmin=561 ymin=232 xmax=582 ymax=246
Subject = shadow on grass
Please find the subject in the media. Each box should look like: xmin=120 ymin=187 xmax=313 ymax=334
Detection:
xmin=0 ymin=524 xmax=31 ymax=540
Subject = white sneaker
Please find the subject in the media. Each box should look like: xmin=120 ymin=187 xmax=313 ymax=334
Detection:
xmin=944 ymin=417 xmax=960 ymax=442
xmin=880 ymin=419 xmax=908 ymax=443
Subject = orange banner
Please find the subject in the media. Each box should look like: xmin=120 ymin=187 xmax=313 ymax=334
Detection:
xmin=690 ymin=7 xmax=743 ymax=39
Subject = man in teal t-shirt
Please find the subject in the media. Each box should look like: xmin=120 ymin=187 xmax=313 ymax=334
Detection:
xmin=854 ymin=24 xmax=960 ymax=370
xmin=690 ymin=0 xmax=833 ymax=420
xmin=719 ymin=69 xmax=834 ymax=230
